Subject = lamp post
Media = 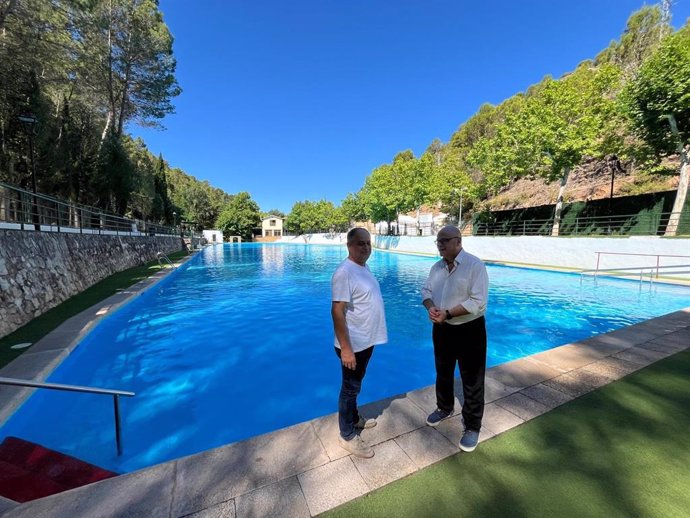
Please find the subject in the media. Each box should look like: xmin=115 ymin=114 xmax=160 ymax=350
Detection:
xmin=454 ymin=187 xmax=464 ymax=227
xmin=18 ymin=112 xmax=39 ymax=230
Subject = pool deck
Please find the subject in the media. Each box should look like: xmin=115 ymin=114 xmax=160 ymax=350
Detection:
xmin=0 ymin=260 xmax=689 ymax=517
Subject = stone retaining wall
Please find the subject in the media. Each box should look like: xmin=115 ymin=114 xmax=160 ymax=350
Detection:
xmin=0 ymin=230 xmax=183 ymax=339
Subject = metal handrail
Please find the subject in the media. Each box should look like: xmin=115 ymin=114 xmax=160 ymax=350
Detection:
xmin=579 ymin=264 xmax=690 ymax=286
xmin=156 ymin=252 xmax=176 ymax=269
xmin=0 ymin=181 xmax=176 ymax=236
xmin=473 ymin=211 xmax=687 ymax=236
xmin=0 ymin=377 xmax=135 ymax=456
xmin=595 ymin=251 xmax=690 ymax=278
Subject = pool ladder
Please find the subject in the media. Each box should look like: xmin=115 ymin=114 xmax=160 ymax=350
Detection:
xmin=579 ymin=263 xmax=690 ymax=289
xmin=157 ymin=251 xmax=176 ymax=269
xmin=0 ymin=377 xmax=135 ymax=456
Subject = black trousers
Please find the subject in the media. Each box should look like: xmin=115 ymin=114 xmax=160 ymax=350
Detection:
xmin=432 ymin=316 xmax=487 ymax=432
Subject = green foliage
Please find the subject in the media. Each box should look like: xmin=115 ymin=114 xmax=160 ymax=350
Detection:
xmin=94 ymin=131 xmax=135 ymax=214
xmin=262 ymin=208 xmax=286 ymax=218
xmin=594 ymin=5 xmax=669 ymax=76
xmin=215 ymin=192 xmax=261 ymax=240
xmin=621 ymin=23 xmax=690 ymax=155
xmin=340 ymin=191 xmax=367 ymax=224
xmin=286 ymin=199 xmax=347 ymax=234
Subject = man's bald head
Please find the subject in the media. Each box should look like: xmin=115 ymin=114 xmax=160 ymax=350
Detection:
xmin=437 ymin=225 xmax=461 ymax=239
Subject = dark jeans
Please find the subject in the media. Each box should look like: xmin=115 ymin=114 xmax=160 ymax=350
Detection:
xmin=335 ymin=346 xmax=374 ymax=440
xmin=432 ymin=316 xmax=487 ymax=432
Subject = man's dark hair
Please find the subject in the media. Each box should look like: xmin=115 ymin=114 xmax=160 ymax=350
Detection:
xmin=347 ymin=227 xmax=368 ymax=243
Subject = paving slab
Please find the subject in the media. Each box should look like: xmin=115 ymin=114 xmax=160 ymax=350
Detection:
xmin=180 ymin=499 xmax=236 ymax=518
xmin=581 ymin=356 xmax=643 ymax=380
xmin=0 ymin=349 xmax=68 ymax=381
xmin=637 ymin=338 xmax=687 ymax=354
xmin=574 ymin=335 xmax=634 ymax=357
xmin=645 ymin=329 xmax=690 ymax=350
xmin=356 ymin=395 xmax=428 ymax=446
xmin=298 ymin=457 xmax=369 ymax=516
xmin=555 ymin=367 xmax=612 ymax=392
xmin=528 ymin=343 xmax=607 ymax=372
xmin=351 ymin=440 xmax=418 ymax=490
xmin=543 ymin=372 xmax=597 ymax=398
xmin=481 ymin=402 xmax=525 ymax=435
xmin=0 ymin=496 xmax=17 ymax=514
xmin=485 ymin=358 xmax=561 ymax=390
xmin=393 ymin=425 xmax=458 ymax=469
xmin=613 ymin=346 xmax=670 ymax=366
xmin=484 ymin=375 xmax=521 ymax=403
xmin=494 ymin=392 xmax=550 ymax=421
xmin=310 ymin=413 xmax=351 ymax=462
xmin=596 ymin=326 xmax=661 ymax=347
xmin=234 ymin=477 xmax=309 ymax=518
xmin=519 ymin=383 xmax=574 ymax=409
xmin=171 ymin=422 xmax=329 ymax=517
xmin=405 ymin=383 xmax=462 ymax=416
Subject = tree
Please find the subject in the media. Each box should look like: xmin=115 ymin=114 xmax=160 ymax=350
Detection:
xmin=261 ymin=208 xmax=285 ymax=219
xmin=469 ymin=64 xmax=622 ymax=235
xmin=340 ymin=191 xmax=367 ymax=226
xmin=215 ymin=191 xmax=260 ymax=240
xmin=94 ymin=131 xmax=135 ymax=214
xmin=77 ymin=0 xmax=181 ymax=142
xmin=150 ymin=152 xmax=171 ymax=223
xmin=595 ymin=5 xmax=669 ymax=77
xmin=621 ymin=23 xmax=690 ymax=235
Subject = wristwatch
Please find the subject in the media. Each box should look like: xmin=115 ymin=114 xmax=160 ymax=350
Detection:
xmin=445 ymin=310 xmax=452 ymax=320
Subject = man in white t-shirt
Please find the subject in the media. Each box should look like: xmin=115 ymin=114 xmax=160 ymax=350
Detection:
xmin=331 ymin=227 xmax=388 ymax=458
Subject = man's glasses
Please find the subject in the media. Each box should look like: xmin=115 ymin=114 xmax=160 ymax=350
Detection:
xmin=434 ymin=237 xmax=459 ymax=246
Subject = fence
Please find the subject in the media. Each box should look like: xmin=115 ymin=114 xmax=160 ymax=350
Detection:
xmin=0 ymin=182 xmax=176 ymax=237
xmin=472 ymin=211 xmax=687 ymax=237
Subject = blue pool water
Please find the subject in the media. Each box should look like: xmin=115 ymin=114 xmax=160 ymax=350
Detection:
xmin=1 ymin=244 xmax=689 ymax=472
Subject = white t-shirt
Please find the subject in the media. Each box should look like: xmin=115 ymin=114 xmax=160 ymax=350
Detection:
xmin=331 ymin=258 xmax=388 ymax=352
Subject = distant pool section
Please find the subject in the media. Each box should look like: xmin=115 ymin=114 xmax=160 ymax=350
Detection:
xmin=1 ymin=243 xmax=688 ymax=473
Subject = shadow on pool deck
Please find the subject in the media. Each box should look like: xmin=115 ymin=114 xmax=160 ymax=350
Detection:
xmin=0 ymin=260 xmax=688 ymax=517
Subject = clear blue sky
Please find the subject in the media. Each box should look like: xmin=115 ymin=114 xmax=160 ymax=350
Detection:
xmin=132 ymin=0 xmax=690 ymax=214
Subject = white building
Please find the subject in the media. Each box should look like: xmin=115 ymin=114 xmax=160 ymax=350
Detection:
xmin=203 ymin=229 xmax=223 ymax=244
xmin=261 ymin=216 xmax=284 ymax=238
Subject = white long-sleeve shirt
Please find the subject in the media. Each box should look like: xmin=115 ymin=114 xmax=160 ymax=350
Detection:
xmin=421 ymin=249 xmax=488 ymax=325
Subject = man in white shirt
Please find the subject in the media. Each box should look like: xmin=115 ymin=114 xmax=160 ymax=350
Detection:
xmin=331 ymin=227 xmax=388 ymax=458
xmin=421 ymin=225 xmax=488 ymax=452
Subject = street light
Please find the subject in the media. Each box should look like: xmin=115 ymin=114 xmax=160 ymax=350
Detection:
xmin=454 ymin=187 xmax=464 ymax=227
xmin=18 ymin=112 xmax=39 ymax=230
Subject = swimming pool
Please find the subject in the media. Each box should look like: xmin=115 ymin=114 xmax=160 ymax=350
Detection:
xmin=1 ymin=244 xmax=689 ymax=472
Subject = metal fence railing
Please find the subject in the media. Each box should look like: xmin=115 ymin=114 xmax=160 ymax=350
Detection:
xmin=0 ymin=182 xmax=177 ymax=237
xmin=473 ymin=211 xmax=688 ymax=237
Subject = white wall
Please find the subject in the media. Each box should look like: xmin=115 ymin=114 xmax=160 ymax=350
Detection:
xmin=279 ymin=233 xmax=690 ymax=278
xmin=202 ymin=229 xmax=223 ymax=243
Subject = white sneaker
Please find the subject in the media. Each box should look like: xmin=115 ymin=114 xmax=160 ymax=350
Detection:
xmin=354 ymin=416 xmax=377 ymax=429
xmin=338 ymin=435 xmax=374 ymax=458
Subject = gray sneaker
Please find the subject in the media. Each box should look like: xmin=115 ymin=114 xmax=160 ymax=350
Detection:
xmin=459 ymin=429 xmax=479 ymax=452
xmin=339 ymin=435 xmax=374 ymax=458
xmin=426 ymin=408 xmax=451 ymax=427
xmin=355 ymin=416 xmax=377 ymax=429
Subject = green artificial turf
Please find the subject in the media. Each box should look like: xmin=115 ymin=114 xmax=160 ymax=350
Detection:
xmin=324 ymin=348 xmax=690 ymax=518
xmin=0 ymin=250 xmax=188 ymax=368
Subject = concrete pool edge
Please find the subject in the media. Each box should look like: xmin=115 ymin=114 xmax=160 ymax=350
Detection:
xmin=0 ymin=249 xmax=688 ymax=515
